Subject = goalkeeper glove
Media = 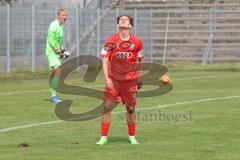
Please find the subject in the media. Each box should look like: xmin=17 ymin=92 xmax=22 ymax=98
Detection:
xmin=63 ymin=51 xmax=70 ymax=58
xmin=61 ymin=49 xmax=70 ymax=59
xmin=55 ymin=49 xmax=63 ymax=59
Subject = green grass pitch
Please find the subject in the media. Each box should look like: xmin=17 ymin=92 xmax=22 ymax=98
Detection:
xmin=0 ymin=70 xmax=240 ymax=160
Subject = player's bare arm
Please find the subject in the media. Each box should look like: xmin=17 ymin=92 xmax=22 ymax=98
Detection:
xmin=60 ymin=45 xmax=65 ymax=52
xmin=102 ymin=57 xmax=113 ymax=88
xmin=138 ymin=56 xmax=144 ymax=78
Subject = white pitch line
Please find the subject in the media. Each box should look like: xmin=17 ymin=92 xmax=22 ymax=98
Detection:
xmin=176 ymin=75 xmax=215 ymax=81
xmin=1 ymin=72 xmax=240 ymax=96
xmin=0 ymin=95 xmax=239 ymax=134
xmin=0 ymin=90 xmax=49 ymax=96
xmin=0 ymin=85 xmax=104 ymax=96
xmin=0 ymin=120 xmax=63 ymax=133
xmin=174 ymin=90 xmax=240 ymax=93
xmin=175 ymin=73 xmax=240 ymax=81
xmin=0 ymin=74 xmax=232 ymax=96
xmin=137 ymin=95 xmax=240 ymax=112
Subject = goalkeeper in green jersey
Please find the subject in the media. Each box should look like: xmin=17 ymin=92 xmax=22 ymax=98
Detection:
xmin=45 ymin=8 xmax=68 ymax=103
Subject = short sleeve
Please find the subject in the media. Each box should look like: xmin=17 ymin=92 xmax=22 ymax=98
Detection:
xmin=100 ymin=37 xmax=113 ymax=59
xmin=48 ymin=22 xmax=57 ymax=48
xmin=137 ymin=39 xmax=144 ymax=58
xmin=49 ymin=22 xmax=57 ymax=32
xmin=100 ymin=47 xmax=109 ymax=59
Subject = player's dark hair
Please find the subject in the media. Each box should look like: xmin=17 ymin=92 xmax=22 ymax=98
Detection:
xmin=117 ymin=15 xmax=134 ymax=27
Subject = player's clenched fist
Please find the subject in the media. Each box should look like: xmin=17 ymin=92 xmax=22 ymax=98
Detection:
xmin=105 ymin=77 xmax=113 ymax=88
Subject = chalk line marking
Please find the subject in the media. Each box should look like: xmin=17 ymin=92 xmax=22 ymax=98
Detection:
xmin=0 ymin=95 xmax=239 ymax=133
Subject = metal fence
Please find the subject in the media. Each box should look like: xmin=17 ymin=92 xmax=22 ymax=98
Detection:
xmin=1 ymin=5 xmax=240 ymax=73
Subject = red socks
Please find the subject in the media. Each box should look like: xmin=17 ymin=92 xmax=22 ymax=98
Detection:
xmin=128 ymin=123 xmax=136 ymax=136
xmin=101 ymin=123 xmax=136 ymax=136
xmin=101 ymin=123 xmax=110 ymax=136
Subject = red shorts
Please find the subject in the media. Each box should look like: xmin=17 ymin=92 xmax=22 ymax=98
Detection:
xmin=104 ymin=79 xmax=138 ymax=106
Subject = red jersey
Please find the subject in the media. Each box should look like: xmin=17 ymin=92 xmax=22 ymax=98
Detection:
xmin=100 ymin=33 xmax=143 ymax=82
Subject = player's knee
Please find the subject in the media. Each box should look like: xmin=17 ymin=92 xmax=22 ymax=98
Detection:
xmin=53 ymin=65 xmax=60 ymax=70
xmin=49 ymin=70 xmax=55 ymax=78
xmin=103 ymin=101 xmax=113 ymax=113
xmin=53 ymin=66 xmax=61 ymax=75
xmin=103 ymin=106 xmax=112 ymax=113
xmin=127 ymin=106 xmax=135 ymax=114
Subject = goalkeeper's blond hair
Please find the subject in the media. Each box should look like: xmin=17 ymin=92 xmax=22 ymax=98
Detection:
xmin=57 ymin=8 xmax=67 ymax=16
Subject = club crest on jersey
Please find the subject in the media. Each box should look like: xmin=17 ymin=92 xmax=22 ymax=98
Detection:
xmin=129 ymin=43 xmax=134 ymax=50
xmin=116 ymin=52 xmax=133 ymax=58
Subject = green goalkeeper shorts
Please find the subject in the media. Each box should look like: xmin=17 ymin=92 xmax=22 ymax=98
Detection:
xmin=46 ymin=53 xmax=62 ymax=70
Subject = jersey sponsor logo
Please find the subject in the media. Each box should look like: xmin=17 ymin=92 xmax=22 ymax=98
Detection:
xmin=116 ymin=52 xmax=133 ymax=58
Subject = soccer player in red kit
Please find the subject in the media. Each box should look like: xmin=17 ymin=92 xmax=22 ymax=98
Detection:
xmin=96 ymin=15 xmax=144 ymax=145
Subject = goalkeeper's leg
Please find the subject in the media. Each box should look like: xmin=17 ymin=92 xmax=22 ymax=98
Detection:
xmin=49 ymin=66 xmax=62 ymax=103
xmin=47 ymin=53 xmax=62 ymax=103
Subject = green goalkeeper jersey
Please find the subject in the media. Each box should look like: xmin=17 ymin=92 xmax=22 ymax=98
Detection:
xmin=45 ymin=20 xmax=63 ymax=55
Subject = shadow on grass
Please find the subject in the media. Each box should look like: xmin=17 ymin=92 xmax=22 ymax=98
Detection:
xmin=107 ymin=136 xmax=129 ymax=143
